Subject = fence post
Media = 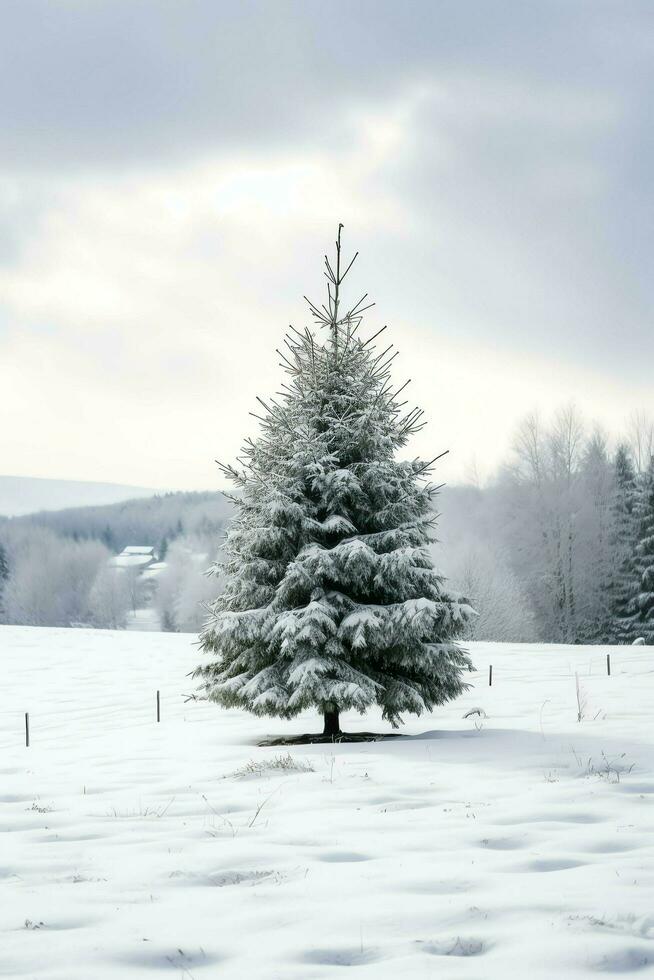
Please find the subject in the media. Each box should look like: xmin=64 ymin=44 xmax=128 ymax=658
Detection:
xmin=25 ymin=712 xmax=30 ymax=747
xmin=606 ymin=653 xmax=611 ymax=677
xmin=489 ymin=665 xmax=493 ymax=687
xmin=156 ymin=690 xmax=160 ymax=723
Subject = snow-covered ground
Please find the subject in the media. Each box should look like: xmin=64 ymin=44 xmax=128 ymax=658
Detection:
xmin=125 ymin=607 xmax=162 ymax=632
xmin=2 ymin=627 xmax=654 ymax=978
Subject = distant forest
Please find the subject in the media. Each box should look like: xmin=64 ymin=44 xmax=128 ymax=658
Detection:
xmin=1 ymin=406 xmax=653 ymax=643
xmin=2 ymin=491 xmax=234 ymax=558
xmin=0 ymin=492 xmax=234 ymax=632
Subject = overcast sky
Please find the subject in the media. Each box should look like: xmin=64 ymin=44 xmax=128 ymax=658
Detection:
xmin=1 ymin=0 xmax=652 ymax=491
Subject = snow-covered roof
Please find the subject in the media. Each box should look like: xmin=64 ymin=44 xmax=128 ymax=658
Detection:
xmin=122 ymin=546 xmax=156 ymax=556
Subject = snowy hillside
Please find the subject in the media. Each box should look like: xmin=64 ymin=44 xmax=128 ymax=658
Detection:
xmin=0 ymin=476 xmax=160 ymax=517
xmin=2 ymin=627 xmax=654 ymax=978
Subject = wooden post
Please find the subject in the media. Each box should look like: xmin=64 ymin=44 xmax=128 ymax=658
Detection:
xmin=606 ymin=653 xmax=611 ymax=677
xmin=25 ymin=712 xmax=30 ymax=747
xmin=489 ymin=665 xmax=493 ymax=687
xmin=156 ymin=690 xmax=160 ymax=723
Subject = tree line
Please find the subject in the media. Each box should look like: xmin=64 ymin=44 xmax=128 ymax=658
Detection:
xmin=442 ymin=407 xmax=654 ymax=645
xmin=5 ymin=490 xmax=232 ymax=554
xmin=0 ymin=493 xmax=231 ymax=630
xmin=1 ymin=411 xmax=652 ymax=645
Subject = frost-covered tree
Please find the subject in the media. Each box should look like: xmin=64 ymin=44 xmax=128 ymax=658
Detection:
xmin=0 ymin=541 xmax=8 ymax=617
xmin=608 ymin=444 xmax=639 ymax=642
xmin=87 ymin=566 xmax=131 ymax=629
xmin=444 ymin=541 xmax=536 ymax=642
xmin=621 ymin=458 xmax=654 ymax=643
xmin=504 ymin=406 xmax=585 ymax=642
xmin=157 ymin=537 xmax=223 ymax=632
xmin=2 ymin=529 xmax=108 ymax=627
xmin=195 ymin=227 xmax=472 ymax=736
xmin=575 ymin=429 xmax=614 ymax=642
xmin=500 ymin=408 xmax=642 ymax=644
xmin=627 ymin=411 xmax=654 ymax=476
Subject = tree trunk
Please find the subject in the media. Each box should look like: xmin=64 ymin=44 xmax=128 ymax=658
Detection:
xmin=323 ymin=706 xmax=341 ymax=736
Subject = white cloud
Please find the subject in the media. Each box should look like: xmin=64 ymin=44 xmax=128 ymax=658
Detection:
xmin=0 ymin=71 xmax=650 ymax=489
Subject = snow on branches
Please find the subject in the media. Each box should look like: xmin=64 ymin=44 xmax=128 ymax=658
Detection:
xmin=195 ymin=227 xmax=473 ymax=732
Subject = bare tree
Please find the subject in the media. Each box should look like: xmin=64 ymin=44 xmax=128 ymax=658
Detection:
xmin=156 ymin=536 xmax=223 ymax=632
xmin=548 ymin=403 xmax=585 ymax=482
xmin=446 ymin=541 xmax=536 ymax=642
xmin=512 ymin=410 xmax=544 ymax=485
xmin=627 ymin=410 xmax=654 ymax=474
xmin=88 ymin=566 xmax=131 ymax=629
xmin=2 ymin=529 xmax=108 ymax=627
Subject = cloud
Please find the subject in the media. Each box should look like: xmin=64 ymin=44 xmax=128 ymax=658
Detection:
xmin=2 ymin=1 xmax=648 ymax=168
xmin=0 ymin=1 xmax=652 ymax=486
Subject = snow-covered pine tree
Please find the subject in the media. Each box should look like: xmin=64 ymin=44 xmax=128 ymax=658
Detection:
xmin=0 ymin=541 xmax=8 ymax=619
xmin=195 ymin=227 xmax=473 ymax=738
xmin=622 ymin=457 xmax=654 ymax=644
xmin=608 ymin=444 xmax=639 ymax=643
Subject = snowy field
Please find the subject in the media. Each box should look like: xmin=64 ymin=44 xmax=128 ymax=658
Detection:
xmin=2 ymin=627 xmax=654 ymax=979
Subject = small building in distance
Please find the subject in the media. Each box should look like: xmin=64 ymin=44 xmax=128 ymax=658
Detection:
xmin=108 ymin=546 xmax=159 ymax=571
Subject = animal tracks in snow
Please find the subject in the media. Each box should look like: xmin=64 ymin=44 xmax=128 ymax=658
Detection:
xmin=592 ymin=948 xmax=651 ymax=973
xmin=317 ymin=850 xmax=372 ymax=863
xmin=494 ymin=809 xmax=604 ymax=826
xmin=523 ymin=857 xmax=586 ymax=873
xmin=110 ymin=946 xmax=223 ymax=973
xmin=300 ymin=935 xmax=489 ymax=969
xmin=418 ymin=936 xmax=488 ymax=957
xmin=301 ymin=946 xmax=382 ymax=967
xmin=3 ymin=629 xmax=654 ymax=979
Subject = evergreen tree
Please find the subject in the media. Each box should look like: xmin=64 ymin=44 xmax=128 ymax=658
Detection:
xmin=195 ymin=227 xmax=473 ymax=736
xmin=0 ymin=541 xmax=8 ymax=619
xmin=0 ymin=542 xmax=8 ymax=584
xmin=100 ymin=524 xmax=115 ymax=551
xmin=623 ymin=457 xmax=654 ymax=643
xmin=608 ymin=444 xmax=639 ymax=642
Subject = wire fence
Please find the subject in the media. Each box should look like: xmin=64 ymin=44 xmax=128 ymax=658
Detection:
xmin=0 ymin=687 xmax=218 ymax=752
xmin=2 ymin=647 xmax=652 ymax=752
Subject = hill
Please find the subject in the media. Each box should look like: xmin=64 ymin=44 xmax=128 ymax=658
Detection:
xmin=0 ymin=475 xmax=160 ymax=518
xmin=6 ymin=490 xmax=235 ymax=554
